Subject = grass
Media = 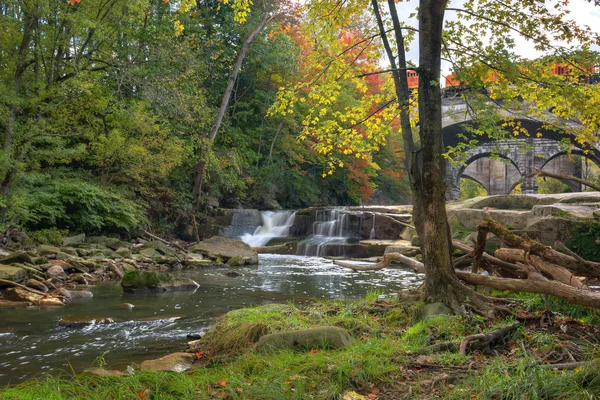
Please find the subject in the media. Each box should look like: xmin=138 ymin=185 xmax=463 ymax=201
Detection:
xmin=3 ymin=292 xmax=600 ymax=399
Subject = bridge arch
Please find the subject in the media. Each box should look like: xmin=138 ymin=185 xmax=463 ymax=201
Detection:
xmin=442 ymin=118 xmax=600 ymax=200
xmin=455 ymin=153 xmax=522 ymax=197
xmin=538 ymin=150 xmax=600 ymax=192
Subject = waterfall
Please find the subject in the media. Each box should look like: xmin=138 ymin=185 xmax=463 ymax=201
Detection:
xmin=240 ymin=211 xmax=296 ymax=247
xmin=297 ymin=210 xmax=351 ymax=257
xmin=370 ymin=214 xmax=376 ymax=239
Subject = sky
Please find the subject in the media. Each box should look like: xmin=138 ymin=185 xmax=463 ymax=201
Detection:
xmin=387 ymin=0 xmax=600 ymax=84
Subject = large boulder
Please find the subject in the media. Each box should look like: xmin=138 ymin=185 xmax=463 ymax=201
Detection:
xmin=62 ymin=233 xmax=86 ymax=246
xmin=2 ymin=287 xmax=65 ymax=306
xmin=256 ymin=326 xmax=352 ymax=352
xmin=121 ymin=270 xmax=199 ymax=293
xmin=0 ymin=265 xmax=26 ymax=283
xmin=190 ymin=236 xmax=258 ymax=265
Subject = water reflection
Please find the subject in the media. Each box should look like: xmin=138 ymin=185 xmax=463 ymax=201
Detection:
xmin=0 ymin=254 xmax=421 ymax=385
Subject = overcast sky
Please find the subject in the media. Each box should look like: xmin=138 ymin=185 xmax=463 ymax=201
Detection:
xmin=387 ymin=0 xmax=600 ymax=83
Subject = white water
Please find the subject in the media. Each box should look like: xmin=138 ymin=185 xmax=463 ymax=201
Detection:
xmin=370 ymin=214 xmax=376 ymax=239
xmin=240 ymin=211 xmax=296 ymax=247
xmin=297 ymin=209 xmax=352 ymax=257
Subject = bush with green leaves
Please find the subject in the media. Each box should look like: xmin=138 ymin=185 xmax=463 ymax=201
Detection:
xmin=9 ymin=172 xmax=144 ymax=234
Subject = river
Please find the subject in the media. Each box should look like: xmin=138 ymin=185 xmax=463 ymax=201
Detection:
xmin=0 ymin=254 xmax=421 ymax=386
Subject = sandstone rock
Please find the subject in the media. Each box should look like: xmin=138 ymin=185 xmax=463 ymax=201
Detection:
xmin=0 ymin=265 xmax=26 ymax=282
xmin=46 ymin=265 xmax=66 ymax=280
xmin=140 ymin=352 xmax=196 ymax=372
xmin=0 ymin=300 xmax=33 ymax=308
xmin=71 ymin=274 xmax=88 ymax=285
xmin=138 ymin=248 xmax=161 ymax=258
xmin=226 ymin=256 xmax=242 ymax=267
xmin=62 ymin=233 xmax=86 ymax=246
xmin=121 ymin=270 xmax=199 ymax=293
xmin=26 ymin=279 xmax=48 ymax=293
xmin=105 ymin=238 xmax=131 ymax=251
xmin=57 ymin=288 xmax=93 ymax=299
xmin=3 ymin=287 xmax=64 ymax=306
xmin=0 ymin=251 xmax=33 ymax=265
xmin=59 ymin=316 xmax=113 ymax=327
xmin=190 ymin=236 xmax=258 ymax=265
xmin=183 ymin=253 xmax=212 ymax=268
xmin=256 ymin=326 xmax=352 ymax=352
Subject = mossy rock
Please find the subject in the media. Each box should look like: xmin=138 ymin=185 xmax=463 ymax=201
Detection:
xmin=62 ymin=233 xmax=86 ymax=246
xmin=121 ymin=270 xmax=199 ymax=293
xmin=256 ymin=326 xmax=352 ymax=353
xmin=0 ymin=265 xmax=26 ymax=283
xmin=0 ymin=251 xmax=33 ymax=265
xmin=419 ymin=302 xmax=453 ymax=320
xmin=115 ymin=247 xmax=133 ymax=259
xmin=226 ymin=255 xmax=243 ymax=267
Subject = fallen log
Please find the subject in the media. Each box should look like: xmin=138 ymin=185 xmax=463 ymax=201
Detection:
xmin=455 ymin=271 xmax=600 ymax=309
xmin=495 ymin=248 xmax=585 ymax=289
xmin=453 ymin=241 xmax=529 ymax=279
xmin=333 ymin=252 xmax=423 ymax=272
xmin=481 ymin=215 xmax=600 ymax=279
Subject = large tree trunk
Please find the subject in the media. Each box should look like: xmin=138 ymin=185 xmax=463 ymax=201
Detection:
xmin=417 ymin=0 xmax=476 ymax=308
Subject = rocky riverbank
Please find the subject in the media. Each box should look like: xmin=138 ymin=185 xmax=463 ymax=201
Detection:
xmin=0 ymin=235 xmax=258 ymax=308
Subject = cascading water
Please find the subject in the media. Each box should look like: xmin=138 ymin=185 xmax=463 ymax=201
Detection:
xmin=240 ymin=211 xmax=296 ymax=247
xmin=370 ymin=214 xmax=376 ymax=239
xmin=297 ymin=209 xmax=352 ymax=257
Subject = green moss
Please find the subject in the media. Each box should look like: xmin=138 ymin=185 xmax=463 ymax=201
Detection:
xmin=121 ymin=270 xmax=165 ymax=288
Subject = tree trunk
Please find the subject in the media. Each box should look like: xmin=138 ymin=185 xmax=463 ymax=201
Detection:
xmin=417 ymin=0 xmax=476 ymax=308
xmin=192 ymin=14 xmax=275 ymax=207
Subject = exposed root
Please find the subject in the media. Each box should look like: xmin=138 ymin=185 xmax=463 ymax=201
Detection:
xmin=459 ymin=322 xmax=521 ymax=356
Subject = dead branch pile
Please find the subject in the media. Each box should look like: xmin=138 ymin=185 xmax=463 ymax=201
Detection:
xmin=452 ymin=214 xmax=600 ymax=309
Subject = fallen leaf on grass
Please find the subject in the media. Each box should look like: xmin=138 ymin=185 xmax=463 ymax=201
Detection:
xmin=309 ymin=349 xmax=319 ymax=355
xmin=218 ymin=379 xmax=227 ymax=387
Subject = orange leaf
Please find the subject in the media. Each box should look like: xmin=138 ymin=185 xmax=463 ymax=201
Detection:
xmin=309 ymin=349 xmax=318 ymax=355
xmin=372 ymin=387 xmax=380 ymax=394
xmin=367 ymin=394 xmax=377 ymax=399
xmin=218 ymin=379 xmax=227 ymax=387
xmin=137 ymin=389 xmax=152 ymax=399
xmin=196 ymin=351 xmax=204 ymax=360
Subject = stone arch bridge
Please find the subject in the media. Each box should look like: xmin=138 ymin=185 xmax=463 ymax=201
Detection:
xmin=441 ymin=98 xmax=600 ymax=200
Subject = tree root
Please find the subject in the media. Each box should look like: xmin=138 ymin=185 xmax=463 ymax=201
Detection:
xmin=459 ymin=322 xmax=521 ymax=356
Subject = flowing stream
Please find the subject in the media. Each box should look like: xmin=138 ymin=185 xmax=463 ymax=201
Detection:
xmin=0 ymin=254 xmax=422 ymax=386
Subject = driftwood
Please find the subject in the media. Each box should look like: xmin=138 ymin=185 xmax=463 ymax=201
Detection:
xmin=495 ymin=248 xmax=584 ymax=289
xmin=454 ymin=272 xmax=600 ymax=309
xmin=459 ymin=322 xmax=520 ymax=356
xmin=333 ymin=252 xmax=423 ymax=272
xmin=142 ymin=229 xmax=188 ymax=254
xmin=530 ymin=167 xmax=600 ymax=192
xmin=452 ymin=241 xmax=532 ymax=279
xmin=481 ymin=215 xmax=600 ymax=279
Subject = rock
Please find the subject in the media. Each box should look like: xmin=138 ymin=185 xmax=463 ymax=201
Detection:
xmin=190 ymin=236 xmax=258 ymax=265
xmin=183 ymin=253 xmax=213 ymax=268
xmin=141 ymin=240 xmax=174 ymax=256
xmin=57 ymin=288 xmax=93 ymax=299
xmin=38 ymin=245 xmax=61 ymax=256
xmin=2 ymin=287 xmax=65 ymax=306
xmin=0 ymin=300 xmax=33 ymax=308
xmin=119 ymin=303 xmax=135 ymax=309
xmin=140 ymin=352 xmax=196 ymax=372
xmin=59 ymin=247 xmax=78 ymax=257
xmin=105 ymin=238 xmax=131 ymax=251
xmin=46 ymin=265 xmax=67 ymax=280
xmin=154 ymin=256 xmax=179 ymax=265
xmin=38 ymin=297 xmax=67 ymax=307
xmin=420 ymin=302 xmax=453 ymax=319
xmin=58 ymin=316 xmax=113 ymax=327
xmin=226 ymin=256 xmax=242 ymax=267
xmin=107 ymin=263 xmax=124 ymax=279
xmin=120 ymin=262 xmax=137 ymax=273
xmin=26 ymin=279 xmax=48 ymax=293
xmin=0 ymin=251 xmax=33 ymax=265
xmin=0 ymin=265 xmax=26 ymax=283
xmin=71 ymin=273 xmax=88 ymax=285
xmin=62 ymin=233 xmax=86 ymax=246
xmin=256 ymin=326 xmax=352 ymax=352
xmin=224 ymin=270 xmax=241 ymax=277
xmin=115 ymin=247 xmax=132 ymax=258
xmin=121 ymin=270 xmax=199 ymax=293
xmin=84 ymin=367 xmax=126 ymax=377
xmin=138 ymin=248 xmax=161 ymax=258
